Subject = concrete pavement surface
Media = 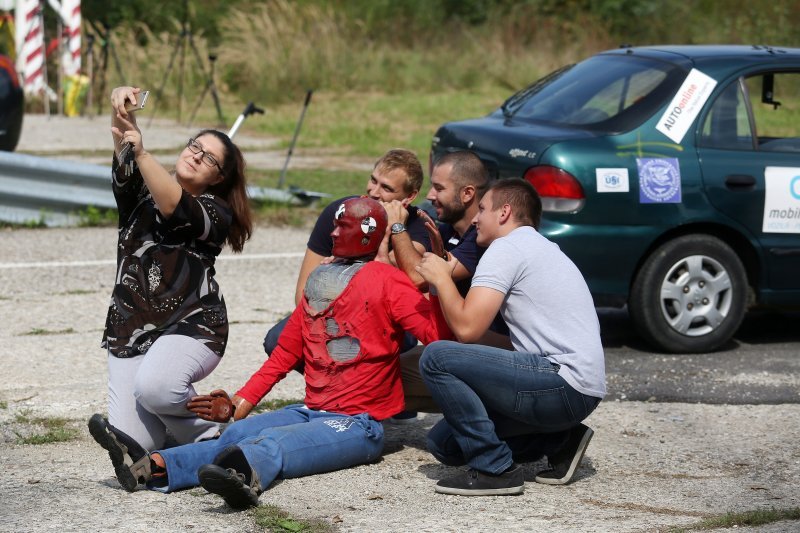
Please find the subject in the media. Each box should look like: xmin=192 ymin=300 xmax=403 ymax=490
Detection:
xmin=0 ymin=115 xmax=798 ymax=532
xmin=1 ymin=226 xmax=798 ymax=532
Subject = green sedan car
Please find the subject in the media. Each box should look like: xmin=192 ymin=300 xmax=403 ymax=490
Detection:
xmin=431 ymin=45 xmax=800 ymax=353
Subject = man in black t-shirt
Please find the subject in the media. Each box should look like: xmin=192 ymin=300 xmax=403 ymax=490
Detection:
xmin=263 ymin=149 xmax=431 ymax=355
xmin=385 ymin=151 xmax=510 ymax=413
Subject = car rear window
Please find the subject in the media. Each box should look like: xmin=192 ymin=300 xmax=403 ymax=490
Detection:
xmin=502 ymin=54 xmax=687 ymax=133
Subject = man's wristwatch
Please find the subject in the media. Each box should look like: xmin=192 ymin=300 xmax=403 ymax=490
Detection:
xmin=390 ymin=222 xmax=406 ymax=235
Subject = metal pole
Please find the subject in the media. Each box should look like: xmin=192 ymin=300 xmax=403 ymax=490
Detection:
xmin=227 ymin=102 xmax=264 ymax=139
xmin=278 ymin=89 xmax=313 ymax=188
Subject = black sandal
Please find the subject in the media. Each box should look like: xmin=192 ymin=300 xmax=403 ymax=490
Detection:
xmin=88 ymin=414 xmax=152 ymax=492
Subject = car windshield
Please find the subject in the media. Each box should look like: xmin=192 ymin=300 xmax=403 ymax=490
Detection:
xmin=502 ymin=54 xmax=687 ymax=133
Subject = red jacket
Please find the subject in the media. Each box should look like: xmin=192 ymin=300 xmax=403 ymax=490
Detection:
xmin=236 ymin=261 xmax=452 ymax=420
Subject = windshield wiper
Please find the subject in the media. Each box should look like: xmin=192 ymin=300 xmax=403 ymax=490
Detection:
xmin=501 ymin=64 xmax=573 ymax=117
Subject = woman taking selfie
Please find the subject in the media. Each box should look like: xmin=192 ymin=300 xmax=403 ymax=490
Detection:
xmin=90 ymin=86 xmax=252 ymax=452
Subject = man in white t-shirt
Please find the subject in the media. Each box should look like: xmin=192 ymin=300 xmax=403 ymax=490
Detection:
xmin=416 ymin=178 xmax=605 ymax=496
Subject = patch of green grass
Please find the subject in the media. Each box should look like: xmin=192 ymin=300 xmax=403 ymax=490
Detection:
xmin=252 ymin=398 xmax=304 ymax=414
xmin=249 ymin=168 xmax=366 ymax=226
xmin=76 ymin=205 xmax=118 ymax=227
xmin=251 ymin=503 xmax=332 ymax=533
xmin=21 ymin=327 xmax=76 ymax=336
xmin=60 ymin=289 xmax=96 ymax=296
xmin=0 ymin=215 xmax=48 ymax=229
xmin=14 ymin=414 xmax=80 ymax=445
xmin=0 ymin=400 xmax=7 ymax=409
xmin=247 ymin=158 xmax=438 ymax=226
xmin=251 ymin=88 xmax=507 ymax=159
xmin=667 ymin=507 xmax=800 ymax=532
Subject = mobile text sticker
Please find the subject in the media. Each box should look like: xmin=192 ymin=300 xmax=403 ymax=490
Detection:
xmin=763 ymin=166 xmax=800 ymax=233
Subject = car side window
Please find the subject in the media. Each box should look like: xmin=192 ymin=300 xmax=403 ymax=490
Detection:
xmin=699 ymin=80 xmax=754 ymax=150
xmin=745 ymin=72 xmax=800 ymax=153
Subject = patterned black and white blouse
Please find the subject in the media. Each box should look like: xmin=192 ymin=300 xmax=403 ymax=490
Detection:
xmin=101 ymin=157 xmax=232 ymax=358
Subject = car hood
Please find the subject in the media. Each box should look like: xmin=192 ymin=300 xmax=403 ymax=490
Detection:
xmin=433 ymin=112 xmax=599 ymax=174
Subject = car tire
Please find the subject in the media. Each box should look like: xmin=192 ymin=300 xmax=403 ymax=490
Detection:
xmin=629 ymin=234 xmax=748 ymax=353
xmin=0 ymin=102 xmax=22 ymax=151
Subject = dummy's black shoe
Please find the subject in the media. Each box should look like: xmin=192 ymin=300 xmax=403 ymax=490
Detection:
xmin=434 ymin=464 xmax=524 ymax=496
xmin=198 ymin=464 xmax=260 ymax=509
xmin=535 ymin=423 xmax=594 ymax=485
xmin=88 ymin=414 xmax=152 ymax=491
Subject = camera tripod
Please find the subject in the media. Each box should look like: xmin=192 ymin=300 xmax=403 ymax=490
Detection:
xmin=148 ymin=14 xmax=224 ymax=128
xmin=86 ymin=21 xmax=126 ymax=116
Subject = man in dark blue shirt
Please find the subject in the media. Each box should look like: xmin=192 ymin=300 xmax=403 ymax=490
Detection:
xmin=384 ymin=150 xmax=506 ymax=413
xmin=263 ymin=149 xmax=431 ymax=355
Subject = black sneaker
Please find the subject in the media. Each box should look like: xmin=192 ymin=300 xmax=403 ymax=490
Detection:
xmin=387 ymin=411 xmax=418 ymax=425
xmin=87 ymin=414 xmax=152 ymax=492
xmin=198 ymin=464 xmax=260 ymax=510
xmin=434 ymin=464 xmax=524 ymax=496
xmin=534 ymin=423 xmax=594 ymax=485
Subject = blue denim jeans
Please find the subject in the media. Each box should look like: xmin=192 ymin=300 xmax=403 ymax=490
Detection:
xmin=154 ymin=405 xmax=384 ymax=492
xmin=263 ymin=314 xmax=291 ymax=355
xmin=420 ymin=341 xmax=600 ymax=475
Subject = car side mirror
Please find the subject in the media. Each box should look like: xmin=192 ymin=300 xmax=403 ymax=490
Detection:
xmin=762 ymin=73 xmax=781 ymax=110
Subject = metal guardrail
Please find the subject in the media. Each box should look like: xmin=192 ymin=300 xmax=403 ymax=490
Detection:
xmin=0 ymin=152 xmax=329 ymax=227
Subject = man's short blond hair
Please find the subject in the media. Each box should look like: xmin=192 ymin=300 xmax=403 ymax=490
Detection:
xmin=374 ymin=149 xmax=424 ymax=194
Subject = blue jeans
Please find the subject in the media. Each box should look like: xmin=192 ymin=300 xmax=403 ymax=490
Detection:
xmin=420 ymin=341 xmax=600 ymax=475
xmin=154 ymin=405 xmax=384 ymax=492
xmin=263 ymin=314 xmax=291 ymax=355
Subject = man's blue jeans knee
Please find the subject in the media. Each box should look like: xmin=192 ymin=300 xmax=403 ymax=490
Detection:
xmin=420 ymin=340 xmax=599 ymax=474
xmin=263 ymin=314 xmax=290 ymax=355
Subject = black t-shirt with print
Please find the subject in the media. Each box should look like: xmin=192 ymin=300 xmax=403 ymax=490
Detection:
xmin=102 ymin=157 xmax=232 ymax=358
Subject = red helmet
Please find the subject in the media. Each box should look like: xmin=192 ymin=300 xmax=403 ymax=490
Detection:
xmin=331 ymin=197 xmax=388 ymax=258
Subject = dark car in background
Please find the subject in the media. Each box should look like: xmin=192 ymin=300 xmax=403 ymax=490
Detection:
xmin=431 ymin=45 xmax=800 ymax=353
xmin=0 ymin=53 xmax=23 ymax=151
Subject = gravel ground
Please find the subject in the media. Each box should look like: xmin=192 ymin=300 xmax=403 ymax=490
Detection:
xmin=0 ymin=116 xmax=798 ymax=532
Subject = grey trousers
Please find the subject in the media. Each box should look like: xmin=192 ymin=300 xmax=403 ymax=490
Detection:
xmin=107 ymin=334 xmax=222 ymax=451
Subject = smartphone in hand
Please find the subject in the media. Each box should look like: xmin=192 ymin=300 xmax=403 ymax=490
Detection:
xmin=124 ymin=90 xmax=150 ymax=113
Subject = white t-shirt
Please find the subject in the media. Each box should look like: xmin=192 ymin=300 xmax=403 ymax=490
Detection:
xmin=472 ymin=226 xmax=606 ymax=398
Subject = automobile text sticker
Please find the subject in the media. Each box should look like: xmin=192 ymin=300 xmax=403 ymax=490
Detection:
xmin=656 ymin=68 xmax=717 ymax=144
xmin=637 ymin=158 xmax=681 ymax=203
xmin=596 ymin=168 xmax=629 ymax=193
xmin=762 ymin=166 xmax=800 ymax=233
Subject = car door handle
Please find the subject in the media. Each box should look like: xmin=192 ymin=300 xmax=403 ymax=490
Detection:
xmin=725 ymin=174 xmax=756 ymax=189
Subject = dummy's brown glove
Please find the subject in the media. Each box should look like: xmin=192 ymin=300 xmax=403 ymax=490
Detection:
xmin=187 ymin=389 xmax=233 ymax=422
xmin=418 ymin=210 xmax=447 ymax=260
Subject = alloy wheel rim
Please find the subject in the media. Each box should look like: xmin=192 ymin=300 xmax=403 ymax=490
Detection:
xmin=658 ymin=254 xmax=733 ymax=337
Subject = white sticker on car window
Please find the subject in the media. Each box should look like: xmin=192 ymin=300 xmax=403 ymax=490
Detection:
xmin=763 ymin=166 xmax=800 ymax=233
xmin=656 ymin=68 xmax=717 ymax=144
xmin=596 ymin=168 xmax=629 ymax=193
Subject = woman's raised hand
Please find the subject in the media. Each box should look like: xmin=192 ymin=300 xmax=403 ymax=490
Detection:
xmin=111 ymin=114 xmax=144 ymax=158
xmin=110 ymin=87 xmax=143 ymax=152
xmin=110 ymin=86 xmax=141 ymax=118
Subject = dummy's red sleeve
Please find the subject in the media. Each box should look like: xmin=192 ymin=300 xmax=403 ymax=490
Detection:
xmin=384 ymin=268 xmax=453 ymax=344
xmin=235 ymin=306 xmax=304 ymax=405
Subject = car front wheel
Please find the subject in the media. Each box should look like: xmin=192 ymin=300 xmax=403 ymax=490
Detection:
xmin=629 ymin=234 xmax=748 ymax=353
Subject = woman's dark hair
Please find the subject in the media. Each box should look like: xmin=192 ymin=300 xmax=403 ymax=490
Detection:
xmin=196 ymin=129 xmax=253 ymax=253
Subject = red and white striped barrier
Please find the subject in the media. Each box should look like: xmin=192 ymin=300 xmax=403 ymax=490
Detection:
xmin=60 ymin=0 xmax=80 ymax=76
xmin=13 ymin=0 xmax=45 ymax=94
